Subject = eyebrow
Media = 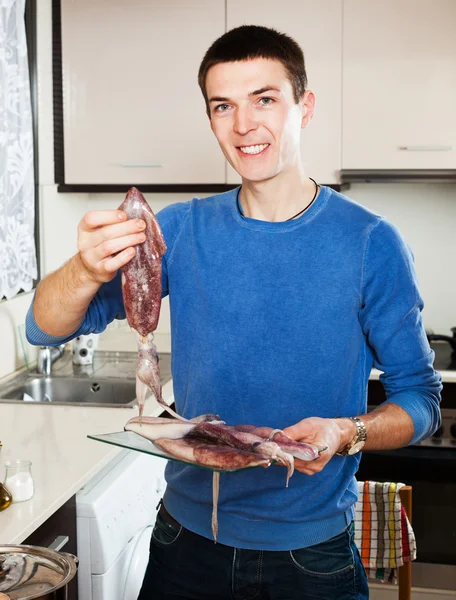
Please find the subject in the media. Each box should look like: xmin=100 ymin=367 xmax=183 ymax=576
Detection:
xmin=208 ymin=86 xmax=281 ymax=103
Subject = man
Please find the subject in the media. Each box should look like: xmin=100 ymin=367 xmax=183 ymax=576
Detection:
xmin=27 ymin=25 xmax=441 ymax=599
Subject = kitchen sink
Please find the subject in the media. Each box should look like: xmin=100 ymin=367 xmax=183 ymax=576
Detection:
xmin=0 ymin=351 xmax=172 ymax=408
xmin=1 ymin=377 xmax=137 ymax=407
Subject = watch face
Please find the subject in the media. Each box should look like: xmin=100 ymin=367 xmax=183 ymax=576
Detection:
xmin=348 ymin=441 xmax=365 ymax=455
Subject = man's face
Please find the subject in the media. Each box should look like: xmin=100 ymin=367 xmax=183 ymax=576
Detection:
xmin=205 ymin=58 xmax=314 ymax=183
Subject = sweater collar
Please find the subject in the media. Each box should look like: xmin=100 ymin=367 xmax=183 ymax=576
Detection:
xmin=231 ymin=185 xmax=329 ymax=232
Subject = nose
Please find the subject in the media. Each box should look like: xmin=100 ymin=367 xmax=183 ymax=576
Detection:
xmin=233 ymin=106 xmax=258 ymax=136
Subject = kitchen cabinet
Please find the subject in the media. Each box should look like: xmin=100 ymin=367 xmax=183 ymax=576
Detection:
xmin=23 ymin=495 xmax=78 ymax=600
xmin=342 ymin=0 xmax=456 ymax=171
xmin=226 ymin=0 xmax=342 ymax=186
xmin=60 ymin=0 xmax=225 ymax=185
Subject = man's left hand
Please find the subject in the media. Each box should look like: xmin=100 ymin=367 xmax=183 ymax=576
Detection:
xmin=282 ymin=417 xmax=356 ymax=475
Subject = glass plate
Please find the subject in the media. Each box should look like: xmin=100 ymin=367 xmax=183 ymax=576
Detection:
xmin=88 ymin=431 xmax=271 ymax=472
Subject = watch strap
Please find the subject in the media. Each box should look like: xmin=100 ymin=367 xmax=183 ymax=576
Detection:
xmin=335 ymin=416 xmax=367 ymax=456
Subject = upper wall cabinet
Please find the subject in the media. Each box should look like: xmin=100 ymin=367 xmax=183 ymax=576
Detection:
xmin=342 ymin=0 xmax=456 ymax=170
xmin=226 ymin=0 xmax=342 ymax=185
xmin=60 ymin=0 xmax=225 ymax=185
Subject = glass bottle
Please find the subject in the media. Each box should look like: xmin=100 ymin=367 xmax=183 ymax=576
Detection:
xmin=0 ymin=481 xmax=12 ymax=511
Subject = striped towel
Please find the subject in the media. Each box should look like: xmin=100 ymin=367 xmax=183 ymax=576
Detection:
xmin=354 ymin=481 xmax=417 ymax=584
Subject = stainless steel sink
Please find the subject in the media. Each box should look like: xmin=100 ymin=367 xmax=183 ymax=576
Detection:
xmin=0 ymin=351 xmax=172 ymax=408
xmin=2 ymin=377 xmax=137 ymax=407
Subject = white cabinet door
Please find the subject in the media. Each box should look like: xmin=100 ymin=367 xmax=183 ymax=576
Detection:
xmin=343 ymin=0 xmax=456 ymax=169
xmin=226 ymin=0 xmax=342 ymax=185
xmin=61 ymin=0 xmax=225 ymax=184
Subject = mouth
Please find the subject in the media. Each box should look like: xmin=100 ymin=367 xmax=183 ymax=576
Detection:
xmin=236 ymin=143 xmax=270 ymax=157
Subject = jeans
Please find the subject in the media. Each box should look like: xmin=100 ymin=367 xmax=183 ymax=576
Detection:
xmin=138 ymin=503 xmax=369 ymax=600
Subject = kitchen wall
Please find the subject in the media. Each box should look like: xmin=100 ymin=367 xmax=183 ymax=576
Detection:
xmin=0 ymin=0 xmax=455 ymax=380
xmin=349 ymin=182 xmax=456 ymax=335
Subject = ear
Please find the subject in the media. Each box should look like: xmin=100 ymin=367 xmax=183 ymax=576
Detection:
xmin=300 ymin=90 xmax=316 ymax=129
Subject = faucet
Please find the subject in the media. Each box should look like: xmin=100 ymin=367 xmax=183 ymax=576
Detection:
xmin=37 ymin=345 xmax=66 ymax=376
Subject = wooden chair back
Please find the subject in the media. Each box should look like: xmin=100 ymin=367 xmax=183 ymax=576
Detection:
xmin=397 ymin=485 xmax=412 ymax=600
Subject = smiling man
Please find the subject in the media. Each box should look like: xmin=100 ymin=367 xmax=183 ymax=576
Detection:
xmin=27 ymin=25 xmax=441 ymax=600
xmin=205 ymin=56 xmax=317 ymax=220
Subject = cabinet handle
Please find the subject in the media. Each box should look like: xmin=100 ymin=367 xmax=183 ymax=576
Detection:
xmin=118 ymin=162 xmax=163 ymax=168
xmin=48 ymin=535 xmax=69 ymax=551
xmin=399 ymin=145 xmax=452 ymax=151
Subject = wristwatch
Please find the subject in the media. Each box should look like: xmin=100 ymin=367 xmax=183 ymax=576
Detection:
xmin=336 ymin=417 xmax=367 ymax=456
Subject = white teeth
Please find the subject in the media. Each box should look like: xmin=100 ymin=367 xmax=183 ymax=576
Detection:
xmin=239 ymin=143 xmax=269 ymax=155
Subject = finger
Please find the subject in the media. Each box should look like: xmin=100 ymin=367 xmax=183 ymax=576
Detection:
xmin=102 ymin=247 xmax=137 ymax=273
xmin=79 ymin=219 xmax=147 ymax=252
xmin=282 ymin=424 xmax=299 ymax=439
xmin=92 ymin=218 xmax=147 ymax=248
xmin=79 ymin=210 xmax=127 ymax=232
xmin=295 ymin=465 xmax=318 ymax=475
xmin=294 ymin=457 xmax=318 ymax=475
xmin=294 ymin=456 xmax=328 ymax=475
xmin=79 ymin=231 xmax=142 ymax=279
xmin=295 ymin=456 xmax=322 ymax=468
xmin=283 ymin=421 xmax=314 ymax=441
xmin=91 ymin=232 xmax=146 ymax=262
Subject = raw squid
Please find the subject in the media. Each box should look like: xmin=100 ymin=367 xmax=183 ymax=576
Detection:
xmin=124 ymin=414 xmax=224 ymax=440
xmin=124 ymin=415 xmax=324 ymax=541
xmin=153 ymin=437 xmax=271 ymax=471
xmin=233 ymin=424 xmax=323 ymax=461
xmin=125 ymin=416 xmax=321 ymax=463
xmin=124 ymin=416 xmax=321 ymax=477
xmin=125 ymin=416 xmax=197 ymax=440
xmin=188 ymin=422 xmax=295 ymax=486
xmin=119 ymin=187 xmax=183 ymax=421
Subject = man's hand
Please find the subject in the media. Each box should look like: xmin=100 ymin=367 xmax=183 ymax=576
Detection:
xmin=77 ymin=210 xmax=147 ymax=283
xmin=282 ymin=417 xmax=356 ymax=475
xmin=32 ymin=209 xmax=148 ymax=338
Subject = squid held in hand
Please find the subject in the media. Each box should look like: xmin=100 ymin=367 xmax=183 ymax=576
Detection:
xmin=118 ymin=187 xmax=182 ymax=421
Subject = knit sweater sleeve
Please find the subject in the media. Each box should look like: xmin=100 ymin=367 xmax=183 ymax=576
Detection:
xmin=358 ymin=218 xmax=442 ymax=444
xmin=25 ymin=201 xmax=191 ymax=347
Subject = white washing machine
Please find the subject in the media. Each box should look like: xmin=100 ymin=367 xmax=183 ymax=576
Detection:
xmin=76 ymin=449 xmax=167 ymax=600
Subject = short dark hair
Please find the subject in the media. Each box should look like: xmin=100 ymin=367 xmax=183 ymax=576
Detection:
xmin=198 ymin=25 xmax=308 ymax=117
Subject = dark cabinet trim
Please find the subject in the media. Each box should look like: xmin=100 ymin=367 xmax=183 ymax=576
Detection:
xmin=341 ymin=169 xmax=456 ymax=184
xmin=57 ymin=183 xmax=347 ymax=193
xmin=52 ymin=0 xmax=65 ymax=184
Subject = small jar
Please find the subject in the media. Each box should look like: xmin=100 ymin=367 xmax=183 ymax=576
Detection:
xmin=4 ymin=460 xmax=35 ymax=503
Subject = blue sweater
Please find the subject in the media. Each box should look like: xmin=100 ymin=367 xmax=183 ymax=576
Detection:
xmin=26 ymin=186 xmax=441 ymax=550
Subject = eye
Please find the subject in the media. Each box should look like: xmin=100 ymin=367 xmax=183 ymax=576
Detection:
xmin=259 ymin=97 xmax=275 ymax=106
xmin=214 ymin=103 xmax=230 ymax=113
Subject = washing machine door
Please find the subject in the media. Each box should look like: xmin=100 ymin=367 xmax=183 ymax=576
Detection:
xmin=122 ymin=525 xmax=152 ymax=600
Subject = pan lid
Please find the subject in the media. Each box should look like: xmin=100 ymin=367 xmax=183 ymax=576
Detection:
xmin=0 ymin=545 xmax=77 ymax=600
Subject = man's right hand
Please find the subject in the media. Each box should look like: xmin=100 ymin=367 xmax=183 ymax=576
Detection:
xmin=31 ymin=209 xmax=147 ymax=338
xmin=77 ymin=210 xmax=147 ymax=283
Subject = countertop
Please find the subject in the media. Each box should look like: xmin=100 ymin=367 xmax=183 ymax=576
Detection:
xmin=369 ymin=368 xmax=456 ymax=382
xmin=0 ymin=370 xmax=174 ymax=544
xmin=370 ymin=341 xmax=456 ymax=383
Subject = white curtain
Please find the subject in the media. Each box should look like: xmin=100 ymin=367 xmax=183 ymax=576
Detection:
xmin=0 ymin=0 xmax=37 ymax=299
